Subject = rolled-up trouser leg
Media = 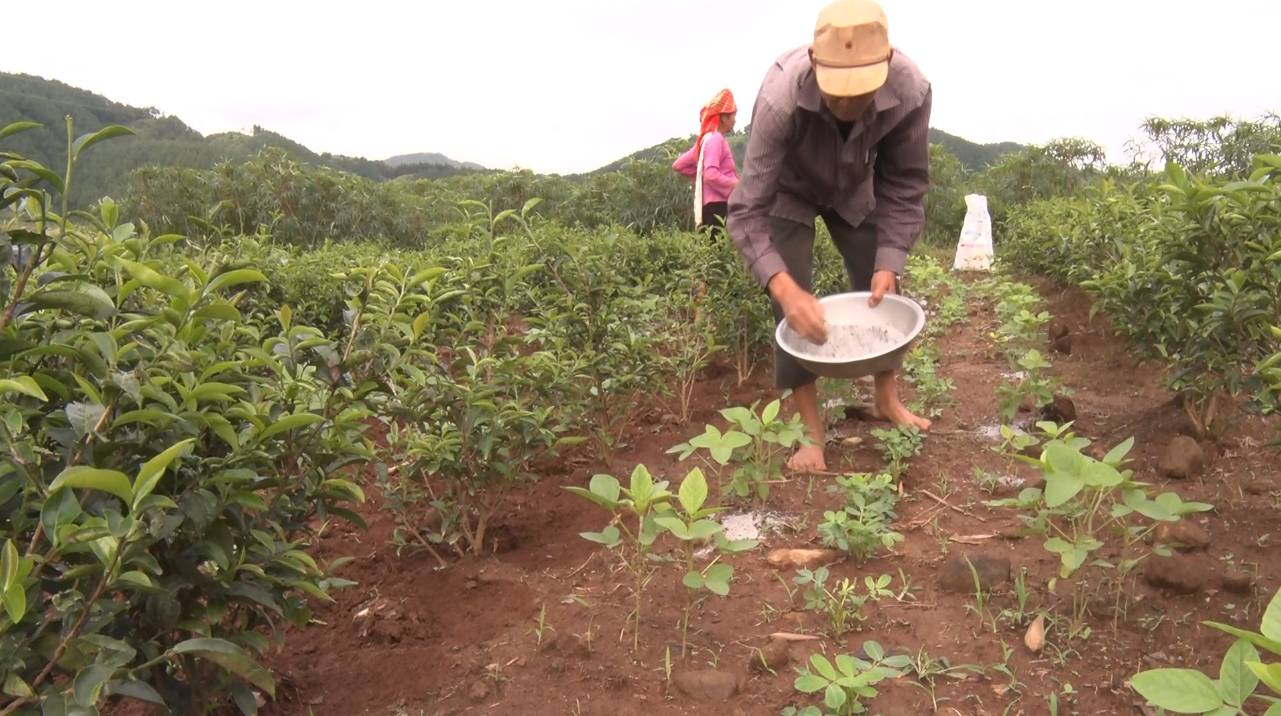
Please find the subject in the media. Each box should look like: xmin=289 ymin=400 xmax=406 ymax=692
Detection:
xmin=769 ymin=215 xmax=818 ymax=391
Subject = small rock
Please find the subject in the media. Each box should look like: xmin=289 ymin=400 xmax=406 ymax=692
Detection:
xmin=538 ymin=633 xmax=560 ymax=653
xmin=939 ymin=555 xmax=1012 ymax=593
xmin=1050 ymin=335 xmax=1073 ymax=355
xmin=1152 ymin=522 xmax=1211 ymax=552
xmin=468 ymin=679 xmax=491 ymax=703
xmin=546 ymin=658 xmax=566 ymax=674
xmin=766 ymin=548 xmax=843 ymax=570
xmin=673 ymin=669 xmax=739 ymax=701
xmin=371 ymin=620 xmax=403 ymax=643
xmin=464 ymin=580 xmax=478 ymax=591
xmin=749 ymin=638 xmax=791 ymax=673
xmin=1244 ymin=479 xmax=1276 ymax=496
xmin=1143 ymin=554 xmax=1204 ymax=594
xmin=301 ymin=643 xmax=318 ymax=655
xmin=1223 ymin=569 xmax=1254 ymax=595
xmin=1159 ymin=437 xmax=1204 ymax=479
xmin=841 ymin=436 xmax=863 ymax=447
xmin=1041 ymin=395 xmax=1076 ymax=424
xmin=1047 ymin=318 xmax=1070 ymax=342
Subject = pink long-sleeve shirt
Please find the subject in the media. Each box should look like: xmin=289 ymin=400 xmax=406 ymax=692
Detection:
xmin=672 ymin=132 xmax=739 ymax=204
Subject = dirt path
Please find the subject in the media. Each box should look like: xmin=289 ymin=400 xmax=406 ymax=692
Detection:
xmin=253 ymin=277 xmax=1280 ymax=716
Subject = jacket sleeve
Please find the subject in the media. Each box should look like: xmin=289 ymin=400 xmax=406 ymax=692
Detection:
xmin=672 ymin=143 xmax=698 ymax=180
xmin=726 ymin=94 xmax=794 ymax=289
xmin=871 ymin=85 xmax=932 ymax=276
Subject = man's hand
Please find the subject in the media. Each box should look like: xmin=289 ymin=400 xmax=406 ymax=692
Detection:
xmin=769 ymin=272 xmax=827 ymax=344
xmin=869 ymin=270 xmax=899 ymax=308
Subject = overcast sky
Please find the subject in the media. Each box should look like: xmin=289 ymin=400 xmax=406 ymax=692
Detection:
xmin=5 ymin=0 xmax=1279 ymax=174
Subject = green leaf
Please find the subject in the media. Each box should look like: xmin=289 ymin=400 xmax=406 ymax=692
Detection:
xmin=193 ymin=304 xmax=243 ymax=323
xmin=1043 ymin=471 xmax=1085 ymax=508
xmin=73 ymin=664 xmax=116 ymax=707
xmin=762 ymin=399 xmax=781 ymax=424
xmin=703 ymin=563 xmax=733 ymax=596
xmin=258 ymin=413 xmax=324 ymax=441
xmin=811 ymin=654 xmax=840 ymax=681
xmin=72 ymin=125 xmax=134 ymax=159
xmin=795 ymin=674 xmax=829 ymax=694
xmin=66 ymin=401 xmax=106 ymax=439
xmin=1103 ymin=437 xmax=1135 ymax=465
xmin=27 ymin=284 xmax=117 ymax=319
xmin=1221 ymin=638 xmax=1260 ymax=707
xmin=580 ymin=526 xmax=620 ymax=547
xmin=116 ymin=258 xmax=191 ymax=301
xmin=169 ymin=638 xmax=275 ymax=696
xmin=0 ymin=121 xmax=42 ymax=142
xmin=678 ymin=467 xmax=708 ymax=515
xmin=1261 ymin=590 xmax=1281 ymax=643
xmin=3 ymin=582 xmax=27 ymax=624
xmin=1130 ymin=668 xmax=1223 ymax=713
xmin=206 ymin=269 xmax=267 ymax=295
xmin=49 ymin=466 xmax=132 ymax=503
xmin=824 ymin=682 xmax=848 ymax=710
xmin=683 ymin=571 xmax=705 ymax=589
xmin=2 ymin=672 xmax=35 ymax=699
xmin=0 ymin=376 xmax=48 ymax=401
xmin=1251 ymin=663 xmax=1281 ymax=698
xmin=9 ymin=159 xmax=65 ymax=195
xmin=132 ymin=439 xmax=196 ymax=510
xmin=105 ymin=679 xmax=167 ymax=707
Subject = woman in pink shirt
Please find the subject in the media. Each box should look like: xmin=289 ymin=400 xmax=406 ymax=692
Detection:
xmin=673 ymin=88 xmax=740 ymax=236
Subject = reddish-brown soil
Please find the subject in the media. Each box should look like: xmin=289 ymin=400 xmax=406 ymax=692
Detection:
xmin=214 ymin=278 xmax=1279 ymax=716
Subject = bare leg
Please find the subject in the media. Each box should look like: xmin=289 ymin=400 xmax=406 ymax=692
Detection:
xmin=873 ymin=370 xmax=932 ymax=431
xmin=786 ymin=382 xmax=827 ymax=472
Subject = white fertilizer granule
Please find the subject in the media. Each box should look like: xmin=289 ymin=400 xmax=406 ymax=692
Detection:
xmin=795 ymin=324 xmax=905 ymax=360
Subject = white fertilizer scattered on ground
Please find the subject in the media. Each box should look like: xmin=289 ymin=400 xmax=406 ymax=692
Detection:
xmin=797 ymin=324 xmax=905 ymax=360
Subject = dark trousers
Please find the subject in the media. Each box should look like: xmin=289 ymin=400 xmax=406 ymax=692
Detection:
xmin=698 ymin=201 xmax=729 ymax=241
xmin=769 ymin=208 xmax=891 ymax=390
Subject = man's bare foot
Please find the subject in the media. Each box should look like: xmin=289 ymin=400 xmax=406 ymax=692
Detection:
xmin=787 ymin=443 xmax=827 ymax=472
xmin=876 ymin=397 xmax=932 ymax=431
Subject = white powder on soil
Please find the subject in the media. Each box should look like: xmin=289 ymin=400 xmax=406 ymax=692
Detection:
xmin=796 ymin=324 xmax=906 ymax=360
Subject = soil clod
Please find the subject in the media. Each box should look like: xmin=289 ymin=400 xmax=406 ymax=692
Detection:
xmin=1159 ymin=436 xmax=1205 ymax=479
xmin=1152 ymin=522 xmax=1211 ymax=552
xmin=939 ymin=554 xmax=1011 ymax=593
xmin=1143 ymin=554 xmax=1204 ymax=594
xmin=1223 ymin=569 xmax=1255 ymax=595
xmin=673 ymin=669 xmax=739 ymax=701
xmin=750 ymin=638 xmax=792 ymax=673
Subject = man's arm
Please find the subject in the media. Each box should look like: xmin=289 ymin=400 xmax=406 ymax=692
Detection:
xmin=727 ymin=92 xmax=794 ymax=290
xmin=872 ymin=85 xmax=933 ymax=277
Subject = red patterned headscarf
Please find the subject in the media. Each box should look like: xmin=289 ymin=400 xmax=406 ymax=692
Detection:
xmin=695 ymin=88 xmax=737 ymax=156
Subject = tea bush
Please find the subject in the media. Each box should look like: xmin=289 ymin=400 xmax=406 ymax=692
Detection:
xmin=1 ymin=121 xmax=375 ymax=715
xmin=1001 ymin=156 xmax=1281 ymax=441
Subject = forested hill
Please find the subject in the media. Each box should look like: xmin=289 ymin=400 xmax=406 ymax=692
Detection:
xmin=585 ymin=126 xmax=1023 ymax=176
xmin=0 ymin=72 xmax=491 ymax=206
xmin=4 ymin=70 xmax=1024 ymax=208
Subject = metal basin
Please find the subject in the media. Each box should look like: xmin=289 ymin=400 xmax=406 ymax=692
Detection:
xmin=775 ymin=292 xmax=926 ymax=379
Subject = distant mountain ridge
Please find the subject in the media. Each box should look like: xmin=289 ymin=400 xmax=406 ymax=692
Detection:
xmin=2 ymin=71 xmax=1026 ymax=209
xmin=0 ymin=72 xmax=492 ymax=206
xmin=587 ymin=125 xmax=1025 ymax=176
xmin=384 ymin=152 xmax=486 ymax=170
